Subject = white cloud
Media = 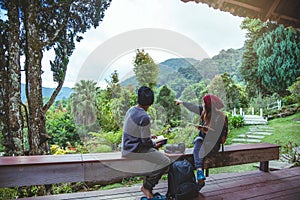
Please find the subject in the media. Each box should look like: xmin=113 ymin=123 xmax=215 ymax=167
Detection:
xmin=41 ymin=0 xmax=246 ymax=88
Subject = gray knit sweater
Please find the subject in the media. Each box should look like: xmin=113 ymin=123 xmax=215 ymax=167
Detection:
xmin=121 ymin=106 xmax=155 ymax=156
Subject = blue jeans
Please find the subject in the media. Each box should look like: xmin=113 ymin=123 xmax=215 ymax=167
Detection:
xmin=193 ymin=136 xmax=220 ymax=169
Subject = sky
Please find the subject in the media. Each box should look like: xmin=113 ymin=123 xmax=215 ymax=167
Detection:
xmin=41 ymin=0 xmax=247 ymax=88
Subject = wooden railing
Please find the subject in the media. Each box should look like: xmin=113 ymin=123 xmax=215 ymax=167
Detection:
xmin=0 ymin=143 xmax=280 ymax=188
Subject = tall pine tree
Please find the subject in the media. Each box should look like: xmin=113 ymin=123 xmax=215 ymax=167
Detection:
xmin=0 ymin=0 xmax=111 ymax=155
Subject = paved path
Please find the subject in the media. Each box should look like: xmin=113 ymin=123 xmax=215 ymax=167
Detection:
xmin=232 ymin=124 xmax=294 ymax=170
xmin=232 ymin=125 xmax=274 ymax=144
xmin=243 ymin=115 xmax=268 ymax=125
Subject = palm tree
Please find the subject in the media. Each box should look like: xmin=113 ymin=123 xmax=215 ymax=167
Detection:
xmin=70 ymin=80 xmax=100 ymax=142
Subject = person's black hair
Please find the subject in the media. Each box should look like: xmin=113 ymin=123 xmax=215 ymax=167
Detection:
xmin=137 ymin=86 xmax=154 ymax=106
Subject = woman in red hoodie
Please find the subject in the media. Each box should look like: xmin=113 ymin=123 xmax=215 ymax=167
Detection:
xmin=176 ymin=94 xmax=228 ymax=189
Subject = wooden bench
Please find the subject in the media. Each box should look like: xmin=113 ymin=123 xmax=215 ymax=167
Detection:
xmin=0 ymin=143 xmax=280 ymax=188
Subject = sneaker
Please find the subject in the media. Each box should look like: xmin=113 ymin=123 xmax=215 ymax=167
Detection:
xmin=196 ymin=169 xmax=206 ymax=181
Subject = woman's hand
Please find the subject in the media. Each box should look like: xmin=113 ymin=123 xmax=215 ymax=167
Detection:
xmin=197 ymin=125 xmax=209 ymax=133
xmin=175 ymin=100 xmax=183 ymax=105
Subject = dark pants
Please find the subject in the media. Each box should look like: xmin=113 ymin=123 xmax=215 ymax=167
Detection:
xmin=124 ymin=148 xmax=170 ymax=190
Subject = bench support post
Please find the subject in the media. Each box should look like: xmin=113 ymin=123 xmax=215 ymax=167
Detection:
xmin=259 ymin=161 xmax=269 ymax=172
xmin=205 ymin=169 xmax=209 ymax=177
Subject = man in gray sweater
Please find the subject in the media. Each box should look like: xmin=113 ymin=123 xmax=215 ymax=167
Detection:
xmin=122 ymin=86 xmax=170 ymax=199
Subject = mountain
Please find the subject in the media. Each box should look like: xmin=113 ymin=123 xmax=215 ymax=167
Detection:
xmin=120 ymin=47 xmax=244 ymax=97
xmin=195 ymin=47 xmax=244 ymax=81
xmin=121 ymin=58 xmax=199 ymax=87
xmin=21 ymin=84 xmax=73 ymax=102
xmin=20 ymin=48 xmax=242 ymax=102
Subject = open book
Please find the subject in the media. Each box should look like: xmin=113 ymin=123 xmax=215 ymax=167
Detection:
xmin=188 ymin=123 xmax=215 ymax=131
xmin=152 ymin=135 xmax=168 ymax=145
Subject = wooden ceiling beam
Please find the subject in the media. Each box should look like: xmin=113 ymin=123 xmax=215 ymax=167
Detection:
xmin=181 ymin=0 xmax=300 ymax=28
xmin=224 ymin=0 xmax=262 ymax=13
xmin=216 ymin=0 xmax=225 ymax=9
xmin=264 ymin=0 xmax=281 ymax=20
xmin=273 ymin=13 xmax=300 ymax=24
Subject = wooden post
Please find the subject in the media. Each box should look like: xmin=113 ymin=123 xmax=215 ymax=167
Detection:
xmin=277 ymin=100 xmax=281 ymax=110
xmin=205 ymin=169 xmax=209 ymax=177
xmin=259 ymin=161 xmax=269 ymax=172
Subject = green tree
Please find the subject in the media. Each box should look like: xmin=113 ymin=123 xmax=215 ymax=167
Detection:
xmin=97 ymin=71 xmax=135 ymax=132
xmin=208 ymin=73 xmax=248 ymax=110
xmin=156 ymin=85 xmax=181 ymax=127
xmin=240 ymin=18 xmax=300 ymax=97
xmin=180 ymin=81 xmax=208 ymax=104
xmin=70 ymin=80 xmax=100 ymax=142
xmin=111 ymin=87 xmax=136 ymax=128
xmin=97 ymin=90 xmax=118 ymax=132
xmin=254 ymin=25 xmax=300 ymax=96
xmin=133 ymin=49 xmax=159 ymax=89
xmin=240 ymin=18 xmax=266 ymax=97
xmin=46 ymin=107 xmax=79 ymax=150
xmin=0 ymin=0 xmax=111 ymax=155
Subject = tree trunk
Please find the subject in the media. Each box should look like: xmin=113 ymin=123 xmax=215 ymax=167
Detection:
xmin=24 ymin=0 xmax=47 ymax=155
xmin=0 ymin=0 xmax=24 ymax=156
xmin=7 ymin=0 xmax=24 ymax=156
xmin=0 ymin=20 xmax=11 ymax=156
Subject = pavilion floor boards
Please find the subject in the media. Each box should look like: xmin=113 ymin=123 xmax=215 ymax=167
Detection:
xmin=20 ymin=167 xmax=300 ymax=200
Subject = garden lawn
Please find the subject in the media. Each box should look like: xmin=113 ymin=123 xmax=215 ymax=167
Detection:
xmin=262 ymin=112 xmax=300 ymax=145
xmin=210 ymin=112 xmax=300 ymax=175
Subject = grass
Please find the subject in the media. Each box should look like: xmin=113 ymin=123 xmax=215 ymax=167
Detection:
xmin=262 ymin=112 xmax=300 ymax=145
xmin=209 ymin=111 xmax=300 ymax=175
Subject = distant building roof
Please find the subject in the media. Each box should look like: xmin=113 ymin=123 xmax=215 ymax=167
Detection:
xmin=181 ymin=0 xmax=300 ymax=29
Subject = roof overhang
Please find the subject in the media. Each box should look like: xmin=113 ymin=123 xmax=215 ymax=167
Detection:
xmin=181 ymin=0 xmax=300 ymax=29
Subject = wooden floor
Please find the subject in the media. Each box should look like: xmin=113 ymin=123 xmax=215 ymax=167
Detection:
xmin=20 ymin=167 xmax=300 ymax=200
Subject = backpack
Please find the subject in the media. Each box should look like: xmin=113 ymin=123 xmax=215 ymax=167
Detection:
xmin=166 ymin=159 xmax=199 ymax=200
xmin=220 ymin=115 xmax=228 ymax=147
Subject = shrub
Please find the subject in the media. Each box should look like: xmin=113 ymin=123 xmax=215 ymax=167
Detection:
xmin=46 ymin=109 xmax=81 ymax=149
xmin=288 ymin=77 xmax=300 ymax=104
xmin=227 ymin=113 xmax=244 ymax=129
xmin=0 ymin=188 xmax=18 ymax=199
xmin=281 ymin=141 xmax=300 ymax=166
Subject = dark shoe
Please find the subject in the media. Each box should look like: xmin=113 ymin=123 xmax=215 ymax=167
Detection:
xmin=198 ymin=181 xmax=205 ymax=191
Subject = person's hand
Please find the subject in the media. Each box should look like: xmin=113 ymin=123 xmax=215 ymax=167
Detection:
xmin=156 ymin=141 xmax=163 ymax=149
xmin=151 ymin=135 xmax=157 ymax=139
xmin=175 ymin=100 xmax=183 ymax=105
xmin=196 ymin=125 xmax=209 ymax=133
